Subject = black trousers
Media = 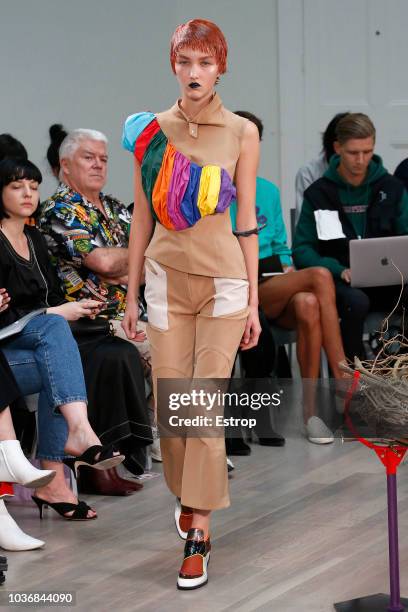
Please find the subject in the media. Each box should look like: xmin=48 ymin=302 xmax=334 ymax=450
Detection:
xmin=0 ymin=350 xmax=20 ymax=411
xmin=239 ymin=308 xmax=276 ymax=377
xmin=335 ymin=281 xmax=407 ymax=361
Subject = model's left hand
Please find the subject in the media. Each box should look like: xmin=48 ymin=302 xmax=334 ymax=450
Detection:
xmin=240 ymin=305 xmax=261 ymax=350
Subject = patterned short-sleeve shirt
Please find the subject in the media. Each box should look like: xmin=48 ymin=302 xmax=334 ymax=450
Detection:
xmin=39 ymin=183 xmax=131 ymax=319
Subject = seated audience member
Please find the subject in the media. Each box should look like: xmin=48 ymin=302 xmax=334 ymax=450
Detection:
xmin=0 ymin=134 xmax=27 ymax=163
xmin=41 ymin=128 xmax=139 ymax=332
xmin=293 ymin=113 xmax=408 ymax=362
xmin=0 ymin=157 xmax=126 ymax=519
xmin=46 ymin=124 xmax=67 ymax=179
xmin=0 ymin=134 xmax=38 ymax=228
xmin=231 ymin=112 xmax=347 ymax=444
xmin=0 ymin=347 xmax=49 ymax=550
xmin=394 ymin=156 xmax=408 ymax=192
xmin=40 ymin=127 xmax=153 ymax=487
xmin=225 ymin=306 xmax=282 ymax=455
xmin=44 ymin=125 xmax=151 ymax=372
xmin=0 ymin=134 xmax=135 ymax=504
xmin=295 ymin=112 xmax=350 ymax=222
xmin=3 ymin=130 xmax=149 ymax=495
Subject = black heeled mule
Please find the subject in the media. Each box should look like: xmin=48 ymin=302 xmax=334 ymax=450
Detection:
xmin=31 ymin=496 xmax=97 ymax=521
xmin=63 ymin=444 xmax=124 ymax=478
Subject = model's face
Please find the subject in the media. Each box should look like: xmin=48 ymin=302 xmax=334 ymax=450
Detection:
xmin=174 ymin=47 xmax=219 ymax=101
xmin=2 ymin=179 xmax=39 ymax=218
xmin=334 ymin=137 xmax=375 ymax=180
xmin=61 ymin=139 xmax=108 ymax=194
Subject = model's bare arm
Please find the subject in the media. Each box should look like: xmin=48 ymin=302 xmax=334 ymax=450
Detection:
xmin=235 ymin=120 xmax=261 ymax=349
xmin=122 ymin=157 xmax=154 ymax=339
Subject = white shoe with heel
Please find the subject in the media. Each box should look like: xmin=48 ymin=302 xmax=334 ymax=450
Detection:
xmin=0 ymin=500 xmax=44 ymax=551
xmin=0 ymin=440 xmax=55 ymax=488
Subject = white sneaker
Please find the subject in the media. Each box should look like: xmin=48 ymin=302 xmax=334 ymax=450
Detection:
xmin=305 ymin=417 xmax=334 ymax=445
xmin=226 ymin=457 xmax=235 ymax=472
xmin=0 ymin=500 xmax=44 ymax=551
xmin=0 ymin=440 xmax=55 ymax=488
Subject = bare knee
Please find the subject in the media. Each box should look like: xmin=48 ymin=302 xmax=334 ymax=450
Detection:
xmin=310 ymin=267 xmax=335 ymax=295
xmin=293 ymin=292 xmax=320 ymax=326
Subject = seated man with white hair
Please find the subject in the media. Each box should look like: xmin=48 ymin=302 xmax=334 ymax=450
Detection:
xmin=41 ymin=129 xmax=132 ymax=316
xmin=39 ymin=128 xmax=154 ymax=494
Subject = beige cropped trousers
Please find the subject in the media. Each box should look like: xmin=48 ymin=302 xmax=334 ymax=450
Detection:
xmin=145 ymin=258 xmax=248 ymax=510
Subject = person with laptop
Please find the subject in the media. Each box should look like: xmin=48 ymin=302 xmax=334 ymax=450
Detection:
xmin=294 ymin=112 xmax=350 ymax=223
xmin=231 ymin=111 xmax=348 ymax=445
xmin=293 ymin=113 xmax=408 ymax=361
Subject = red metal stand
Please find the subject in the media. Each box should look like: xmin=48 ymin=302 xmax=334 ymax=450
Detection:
xmin=334 ymin=372 xmax=408 ymax=611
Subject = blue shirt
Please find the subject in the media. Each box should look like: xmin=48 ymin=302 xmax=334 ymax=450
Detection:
xmin=230 ymin=176 xmax=292 ymax=266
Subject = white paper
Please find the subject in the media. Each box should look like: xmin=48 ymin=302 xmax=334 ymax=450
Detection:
xmin=314 ymin=210 xmax=346 ymax=240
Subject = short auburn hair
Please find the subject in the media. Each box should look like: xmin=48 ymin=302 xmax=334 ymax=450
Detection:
xmin=170 ymin=19 xmax=228 ymax=74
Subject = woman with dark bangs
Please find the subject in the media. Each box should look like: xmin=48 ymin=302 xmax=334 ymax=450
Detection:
xmin=0 ymin=158 xmax=124 ymax=521
xmin=122 ymin=18 xmax=260 ymax=589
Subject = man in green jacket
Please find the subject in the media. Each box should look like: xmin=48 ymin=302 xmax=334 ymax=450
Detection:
xmin=231 ymin=111 xmax=347 ymax=445
xmin=293 ymin=113 xmax=408 ymax=361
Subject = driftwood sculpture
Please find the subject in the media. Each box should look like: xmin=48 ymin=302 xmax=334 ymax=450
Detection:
xmin=340 ymin=266 xmax=408 ymax=438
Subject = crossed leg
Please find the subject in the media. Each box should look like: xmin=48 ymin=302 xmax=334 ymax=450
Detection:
xmin=258 ymin=267 xmax=346 ymax=419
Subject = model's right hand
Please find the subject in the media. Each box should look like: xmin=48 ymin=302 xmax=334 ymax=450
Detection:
xmin=48 ymin=299 xmax=104 ymax=321
xmin=0 ymin=288 xmax=10 ymax=313
xmin=122 ymin=301 xmax=146 ymax=341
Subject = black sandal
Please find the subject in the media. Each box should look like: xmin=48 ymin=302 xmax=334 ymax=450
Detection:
xmin=32 ymin=496 xmax=97 ymax=521
xmin=63 ymin=444 xmax=125 ymax=477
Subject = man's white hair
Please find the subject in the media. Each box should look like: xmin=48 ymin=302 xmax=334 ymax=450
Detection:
xmin=59 ymin=128 xmax=108 ymax=160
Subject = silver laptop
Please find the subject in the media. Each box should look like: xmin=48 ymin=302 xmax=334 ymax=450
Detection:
xmin=349 ymin=236 xmax=408 ymax=288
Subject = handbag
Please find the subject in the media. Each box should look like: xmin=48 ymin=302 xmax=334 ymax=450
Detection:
xmin=69 ymin=317 xmax=113 ymax=338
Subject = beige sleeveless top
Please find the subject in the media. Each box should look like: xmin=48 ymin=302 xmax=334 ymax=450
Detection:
xmin=124 ymin=93 xmax=248 ymax=278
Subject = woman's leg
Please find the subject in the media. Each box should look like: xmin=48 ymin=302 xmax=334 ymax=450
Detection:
xmin=35 ymin=461 xmax=96 ymax=518
xmin=3 ymin=360 xmax=96 ymax=518
xmin=3 ymin=315 xmax=104 ymax=455
xmin=335 ymin=281 xmax=371 ymax=361
xmin=191 ymin=277 xmax=249 ymax=538
xmin=275 ymin=292 xmax=322 ymax=379
xmin=275 ymin=292 xmax=321 ymax=421
xmin=259 ymin=267 xmax=346 ymax=377
xmin=148 ymin=315 xmax=195 ymax=501
xmin=0 ymin=354 xmax=57 ymax=487
xmin=4 ymin=315 xmax=86 ymax=404
xmin=0 ymin=409 xmax=16 ymax=441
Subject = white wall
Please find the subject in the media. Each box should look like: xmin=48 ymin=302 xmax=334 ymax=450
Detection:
xmin=278 ymin=0 xmax=408 ymax=239
xmin=0 ymin=0 xmax=280 ymax=204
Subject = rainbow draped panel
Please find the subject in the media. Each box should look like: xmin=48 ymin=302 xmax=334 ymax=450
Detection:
xmin=122 ymin=112 xmax=236 ymax=230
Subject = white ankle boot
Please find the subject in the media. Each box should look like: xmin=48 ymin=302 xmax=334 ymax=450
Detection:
xmin=0 ymin=441 xmax=55 ymax=488
xmin=0 ymin=500 xmax=44 ymax=551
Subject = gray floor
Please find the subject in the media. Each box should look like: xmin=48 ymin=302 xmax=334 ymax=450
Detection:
xmin=2 ymin=431 xmax=407 ymax=612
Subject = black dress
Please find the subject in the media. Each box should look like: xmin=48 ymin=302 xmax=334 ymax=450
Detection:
xmin=75 ymin=333 xmax=152 ymax=452
xmin=0 ymin=227 xmax=152 ymax=455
